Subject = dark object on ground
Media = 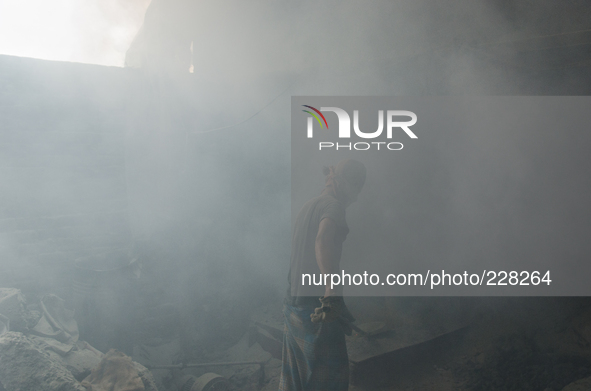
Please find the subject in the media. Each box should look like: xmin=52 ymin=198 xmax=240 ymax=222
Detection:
xmin=350 ymin=321 xmax=389 ymax=338
xmin=148 ymin=361 xmax=265 ymax=386
xmin=174 ymin=372 xmax=229 ymax=391
xmin=350 ymin=325 xmax=469 ymax=388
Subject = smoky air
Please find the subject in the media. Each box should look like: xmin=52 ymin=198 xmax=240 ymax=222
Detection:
xmin=1 ymin=1 xmax=591 ymax=390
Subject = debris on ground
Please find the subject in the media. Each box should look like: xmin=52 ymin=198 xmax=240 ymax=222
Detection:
xmin=131 ymin=360 xmax=159 ymax=391
xmin=0 ymin=331 xmax=86 ymax=391
xmin=81 ymin=349 xmax=158 ymax=391
xmin=30 ymin=294 xmax=80 ymax=355
xmin=62 ymin=342 xmax=104 ymax=381
xmin=0 ymin=289 xmax=159 ymax=391
xmin=0 ymin=288 xmax=38 ymax=332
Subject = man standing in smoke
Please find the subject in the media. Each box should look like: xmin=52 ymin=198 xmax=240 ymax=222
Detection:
xmin=280 ymin=159 xmax=366 ymax=391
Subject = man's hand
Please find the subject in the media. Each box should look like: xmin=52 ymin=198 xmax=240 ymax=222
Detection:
xmin=310 ymin=296 xmax=356 ymax=335
xmin=310 ymin=296 xmax=347 ymax=323
xmin=310 ymin=296 xmax=339 ymax=323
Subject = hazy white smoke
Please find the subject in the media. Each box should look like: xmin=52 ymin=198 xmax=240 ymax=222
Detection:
xmin=0 ymin=0 xmax=151 ymax=66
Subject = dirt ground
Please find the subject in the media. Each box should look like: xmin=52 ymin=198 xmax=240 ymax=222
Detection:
xmin=251 ymin=297 xmax=591 ymax=391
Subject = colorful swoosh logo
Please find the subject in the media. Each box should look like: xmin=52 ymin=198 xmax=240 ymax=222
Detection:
xmin=302 ymin=105 xmax=328 ymax=129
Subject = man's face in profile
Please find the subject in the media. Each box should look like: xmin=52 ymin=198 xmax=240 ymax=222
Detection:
xmin=342 ymin=180 xmax=362 ymax=208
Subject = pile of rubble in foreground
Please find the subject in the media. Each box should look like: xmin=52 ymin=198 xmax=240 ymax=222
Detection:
xmin=0 ymin=288 xmax=157 ymax=391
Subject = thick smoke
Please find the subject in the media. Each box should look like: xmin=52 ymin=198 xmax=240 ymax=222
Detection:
xmin=1 ymin=0 xmax=591 ymax=381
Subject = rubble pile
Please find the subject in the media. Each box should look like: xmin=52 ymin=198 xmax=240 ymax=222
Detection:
xmin=0 ymin=288 xmax=158 ymax=391
xmin=0 ymin=331 xmax=86 ymax=391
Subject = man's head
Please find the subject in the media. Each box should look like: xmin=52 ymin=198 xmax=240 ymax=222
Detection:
xmin=333 ymin=159 xmax=366 ymax=206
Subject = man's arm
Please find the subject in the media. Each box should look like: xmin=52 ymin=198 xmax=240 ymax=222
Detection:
xmin=315 ymin=217 xmax=342 ymax=297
